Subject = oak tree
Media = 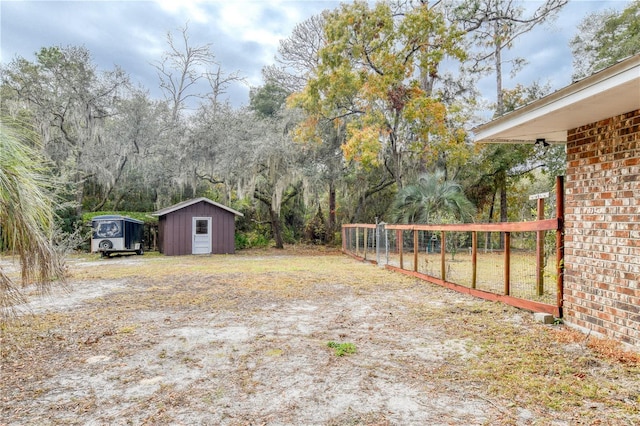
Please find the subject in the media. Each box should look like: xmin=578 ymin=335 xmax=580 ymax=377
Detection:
xmin=1 ymin=46 xmax=130 ymax=214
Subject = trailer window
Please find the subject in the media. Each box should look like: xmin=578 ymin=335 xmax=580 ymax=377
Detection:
xmin=94 ymin=220 xmax=122 ymax=238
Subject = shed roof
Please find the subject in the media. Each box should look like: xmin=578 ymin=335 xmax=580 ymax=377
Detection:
xmin=152 ymin=197 xmax=244 ymax=217
xmin=473 ymin=54 xmax=640 ymax=144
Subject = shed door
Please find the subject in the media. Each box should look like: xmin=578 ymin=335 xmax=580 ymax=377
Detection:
xmin=192 ymin=217 xmax=212 ymax=254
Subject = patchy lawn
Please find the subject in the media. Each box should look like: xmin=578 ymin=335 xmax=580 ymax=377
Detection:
xmin=1 ymin=248 xmax=639 ymax=425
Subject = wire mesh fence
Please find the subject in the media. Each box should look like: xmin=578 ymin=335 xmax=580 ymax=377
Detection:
xmin=343 ymin=221 xmax=563 ymax=315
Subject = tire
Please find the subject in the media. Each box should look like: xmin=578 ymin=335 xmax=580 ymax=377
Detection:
xmin=136 ymin=247 xmax=144 ymax=255
xmin=98 ymin=239 xmax=113 ymax=250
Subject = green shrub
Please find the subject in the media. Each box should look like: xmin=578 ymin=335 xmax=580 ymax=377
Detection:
xmin=236 ymin=231 xmax=271 ymax=249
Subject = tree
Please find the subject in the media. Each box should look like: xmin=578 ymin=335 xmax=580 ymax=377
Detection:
xmin=265 ymin=13 xmax=346 ymax=238
xmin=89 ymin=89 xmax=168 ymax=211
xmin=263 ymin=12 xmax=328 ymax=94
xmin=290 ymin=1 xmax=466 ymax=190
xmin=454 ymin=0 xmax=568 ymax=116
xmin=153 ymin=23 xmax=244 ymax=121
xmin=1 ymin=45 xmax=130 ymax=215
xmin=248 ymin=84 xmax=308 ymax=249
xmin=463 ymin=82 xmax=564 ymax=249
xmin=153 ymin=23 xmax=215 ymax=121
xmin=389 ymin=171 xmax=475 ymax=224
xmin=151 ymin=23 xmax=246 ymax=207
xmin=249 ymin=81 xmax=290 ymax=118
xmin=570 ymin=0 xmax=640 ymax=80
xmin=446 ymin=0 xmax=567 ymax=250
xmin=0 ymin=118 xmax=66 ymax=318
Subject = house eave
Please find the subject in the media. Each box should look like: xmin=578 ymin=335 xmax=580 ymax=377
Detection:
xmin=473 ymin=54 xmax=640 ymax=144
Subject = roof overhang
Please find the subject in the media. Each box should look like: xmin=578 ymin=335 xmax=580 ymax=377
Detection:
xmin=152 ymin=197 xmax=244 ymax=217
xmin=473 ymin=54 xmax=640 ymax=144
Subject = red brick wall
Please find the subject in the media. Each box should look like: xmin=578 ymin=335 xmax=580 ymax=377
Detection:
xmin=564 ymin=109 xmax=640 ymax=347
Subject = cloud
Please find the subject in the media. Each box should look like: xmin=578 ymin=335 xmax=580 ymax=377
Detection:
xmin=153 ymin=0 xmax=213 ymax=23
xmin=1 ymin=0 xmax=631 ymax=110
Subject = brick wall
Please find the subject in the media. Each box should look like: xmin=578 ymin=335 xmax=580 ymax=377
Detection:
xmin=564 ymin=109 xmax=640 ymax=347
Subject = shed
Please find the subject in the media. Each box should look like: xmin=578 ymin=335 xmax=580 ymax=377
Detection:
xmin=474 ymin=54 xmax=640 ymax=348
xmin=152 ymin=197 xmax=244 ymax=256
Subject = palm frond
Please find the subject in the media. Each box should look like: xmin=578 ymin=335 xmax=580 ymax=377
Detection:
xmin=0 ymin=117 xmax=67 ymax=319
xmin=389 ymin=171 xmax=476 ymax=224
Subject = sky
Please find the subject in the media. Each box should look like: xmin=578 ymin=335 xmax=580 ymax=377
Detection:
xmin=0 ymin=0 xmax=633 ymax=112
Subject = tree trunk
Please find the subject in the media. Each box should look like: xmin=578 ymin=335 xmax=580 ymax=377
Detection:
xmin=92 ymin=156 xmax=129 ymax=211
xmin=350 ymin=178 xmax=395 ymax=222
xmin=74 ymin=163 xmax=86 ymax=217
xmin=328 ymin=180 xmax=336 ymax=243
xmin=269 ymin=206 xmax=284 ymax=249
xmin=112 ymin=192 xmax=127 ymax=211
xmin=494 ymin=20 xmax=504 ymax=117
xmin=254 ymin=188 xmax=285 ymax=249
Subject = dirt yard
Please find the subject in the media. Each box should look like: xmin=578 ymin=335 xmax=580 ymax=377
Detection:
xmin=1 ymin=248 xmax=639 ymax=425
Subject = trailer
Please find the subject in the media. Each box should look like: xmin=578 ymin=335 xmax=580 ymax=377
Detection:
xmin=91 ymin=215 xmax=144 ymax=257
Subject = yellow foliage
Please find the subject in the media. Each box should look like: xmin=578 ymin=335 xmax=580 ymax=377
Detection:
xmin=291 ymin=117 xmax=323 ymax=145
xmin=288 ymin=0 xmax=467 ymax=174
xmin=342 ymin=124 xmax=383 ymax=168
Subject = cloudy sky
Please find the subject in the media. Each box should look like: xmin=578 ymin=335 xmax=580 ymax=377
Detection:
xmin=0 ymin=0 xmax=632 ymax=110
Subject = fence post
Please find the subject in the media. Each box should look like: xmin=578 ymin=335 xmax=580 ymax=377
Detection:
xmin=413 ymin=229 xmax=418 ymax=272
xmin=556 ymin=176 xmax=565 ymax=315
xmin=376 ymin=223 xmax=380 ymax=265
xmin=398 ymin=230 xmax=404 ymax=270
xmin=536 ymin=198 xmax=545 ymax=296
xmin=363 ymin=227 xmax=368 ymax=261
xmin=504 ymin=232 xmax=511 ymax=296
xmin=376 ymin=222 xmax=387 ymax=267
xmin=471 ymin=231 xmax=477 ymax=289
xmin=385 ymin=227 xmax=389 ymax=265
xmin=441 ymin=231 xmax=446 ymax=282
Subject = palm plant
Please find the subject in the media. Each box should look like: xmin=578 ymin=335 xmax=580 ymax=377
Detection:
xmin=0 ymin=118 xmax=66 ymax=319
xmin=389 ymin=171 xmax=476 ymax=224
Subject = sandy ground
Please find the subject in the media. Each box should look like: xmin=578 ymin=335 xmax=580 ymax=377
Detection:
xmin=1 ymin=252 xmax=638 ymax=425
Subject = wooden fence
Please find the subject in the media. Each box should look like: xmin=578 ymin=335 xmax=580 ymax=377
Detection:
xmin=342 ymin=178 xmax=565 ymax=317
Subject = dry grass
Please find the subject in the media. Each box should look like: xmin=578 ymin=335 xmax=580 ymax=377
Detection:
xmin=1 ymin=246 xmax=638 ymax=425
xmin=551 ymin=327 xmax=640 ymax=365
xmin=371 ymin=250 xmax=559 ymax=305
